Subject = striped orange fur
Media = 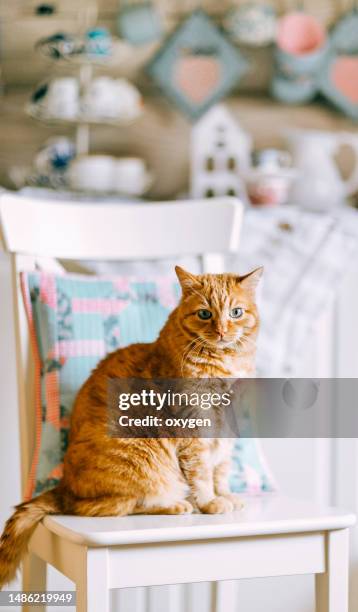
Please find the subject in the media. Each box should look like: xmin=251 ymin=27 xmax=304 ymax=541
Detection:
xmin=0 ymin=266 xmax=262 ymax=588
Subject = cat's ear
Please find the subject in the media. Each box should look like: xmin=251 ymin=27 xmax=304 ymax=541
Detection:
xmin=239 ymin=267 xmax=263 ymax=291
xmin=175 ymin=266 xmax=201 ymax=292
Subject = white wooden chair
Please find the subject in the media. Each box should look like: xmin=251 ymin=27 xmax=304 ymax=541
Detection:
xmin=0 ymin=193 xmax=355 ymax=612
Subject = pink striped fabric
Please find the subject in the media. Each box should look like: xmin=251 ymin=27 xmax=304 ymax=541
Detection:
xmin=72 ymin=298 xmax=130 ymax=315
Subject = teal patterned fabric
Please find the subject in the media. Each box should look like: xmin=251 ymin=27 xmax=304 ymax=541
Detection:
xmin=21 ymin=271 xmax=276 ymax=499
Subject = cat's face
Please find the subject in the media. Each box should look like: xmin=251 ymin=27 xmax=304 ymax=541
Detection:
xmin=175 ymin=266 xmax=262 ymax=350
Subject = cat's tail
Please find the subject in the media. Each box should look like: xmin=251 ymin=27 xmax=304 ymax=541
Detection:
xmin=0 ymin=488 xmax=62 ymax=589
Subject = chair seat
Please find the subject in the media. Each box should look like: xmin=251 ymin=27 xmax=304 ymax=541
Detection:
xmin=43 ymin=495 xmax=356 ymax=547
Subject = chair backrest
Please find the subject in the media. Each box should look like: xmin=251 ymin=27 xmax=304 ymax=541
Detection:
xmin=0 ymin=193 xmax=243 ymax=494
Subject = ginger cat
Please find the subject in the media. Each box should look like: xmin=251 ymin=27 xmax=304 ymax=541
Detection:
xmin=0 ymin=265 xmax=262 ymax=587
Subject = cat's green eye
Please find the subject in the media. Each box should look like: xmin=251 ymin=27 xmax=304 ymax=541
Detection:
xmin=197 ymin=309 xmax=212 ymax=320
xmin=230 ymin=307 xmax=244 ymax=319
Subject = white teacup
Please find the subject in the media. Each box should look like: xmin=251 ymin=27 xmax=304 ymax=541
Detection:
xmin=82 ymin=77 xmax=118 ymax=118
xmin=113 ymin=158 xmax=148 ymax=194
xmin=82 ymin=77 xmax=142 ymax=120
xmin=46 ymin=77 xmax=79 ymax=119
xmin=115 ymin=79 xmax=142 ymax=120
xmin=68 ymin=155 xmax=116 ymax=192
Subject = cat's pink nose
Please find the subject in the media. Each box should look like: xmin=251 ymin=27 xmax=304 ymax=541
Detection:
xmin=217 ymin=328 xmax=227 ymax=339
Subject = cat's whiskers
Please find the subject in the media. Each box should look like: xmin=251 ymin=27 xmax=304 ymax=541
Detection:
xmin=236 ymin=337 xmax=246 ymax=350
xmin=191 ymin=337 xmax=207 ymax=365
xmin=180 ymin=336 xmax=204 ymax=375
xmin=180 ymin=338 xmax=198 ymax=376
xmin=182 ymin=337 xmax=208 ymax=373
xmin=241 ymin=332 xmax=256 ymax=347
xmin=236 ymin=333 xmax=255 ymax=352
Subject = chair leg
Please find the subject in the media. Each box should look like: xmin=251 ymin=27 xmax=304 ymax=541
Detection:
xmin=315 ymin=529 xmax=349 ymax=612
xmin=22 ymin=552 xmax=47 ymax=612
xmin=211 ymin=581 xmax=239 ymax=612
xmin=76 ymin=548 xmax=110 ymax=612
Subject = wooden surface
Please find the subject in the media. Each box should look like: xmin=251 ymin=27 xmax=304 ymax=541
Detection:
xmin=43 ymin=496 xmax=356 ymax=546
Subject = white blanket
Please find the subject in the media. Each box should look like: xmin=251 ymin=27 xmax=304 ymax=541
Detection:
xmin=230 ymin=206 xmax=358 ymax=376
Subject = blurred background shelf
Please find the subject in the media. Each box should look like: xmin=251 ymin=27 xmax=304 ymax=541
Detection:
xmin=34 ymin=35 xmax=136 ymax=68
xmin=26 ymin=103 xmax=141 ymax=126
xmin=1 ymin=89 xmax=355 ymax=197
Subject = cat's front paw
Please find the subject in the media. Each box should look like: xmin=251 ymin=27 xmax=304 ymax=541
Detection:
xmin=200 ymin=496 xmax=234 ymax=514
xmin=222 ymin=493 xmax=244 ymax=511
xmin=168 ymin=500 xmax=194 ymax=515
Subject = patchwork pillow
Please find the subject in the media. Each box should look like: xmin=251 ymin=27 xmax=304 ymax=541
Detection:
xmin=21 ymin=271 xmax=276 ymax=499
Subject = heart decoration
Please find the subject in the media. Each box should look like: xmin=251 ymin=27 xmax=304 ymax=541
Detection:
xmin=146 ymin=10 xmax=248 ymax=121
xmin=320 ymin=52 xmax=358 ymax=120
xmin=331 ymin=56 xmax=358 ymax=104
xmin=174 ymin=55 xmax=221 ymax=104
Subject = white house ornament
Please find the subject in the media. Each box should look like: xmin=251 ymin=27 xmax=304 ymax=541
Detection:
xmin=190 ymin=104 xmax=251 ymax=202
